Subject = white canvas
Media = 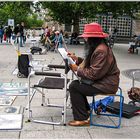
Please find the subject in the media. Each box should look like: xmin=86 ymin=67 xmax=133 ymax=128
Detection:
xmin=0 ymin=114 xmax=23 ymax=130
xmin=58 ymin=48 xmax=75 ymax=65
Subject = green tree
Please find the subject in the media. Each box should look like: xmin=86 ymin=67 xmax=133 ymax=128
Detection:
xmin=41 ymin=1 xmax=140 ymax=33
xmin=98 ymin=2 xmax=140 ymax=18
xmin=42 ymin=2 xmax=98 ymax=33
xmin=0 ymin=2 xmax=32 ymax=26
xmin=27 ymin=14 xmax=43 ymax=28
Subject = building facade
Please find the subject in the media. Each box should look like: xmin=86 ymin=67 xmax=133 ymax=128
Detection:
xmin=79 ymin=14 xmax=136 ymax=38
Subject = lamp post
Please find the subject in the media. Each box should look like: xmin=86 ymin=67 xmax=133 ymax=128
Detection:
xmin=130 ymin=9 xmax=134 ymax=38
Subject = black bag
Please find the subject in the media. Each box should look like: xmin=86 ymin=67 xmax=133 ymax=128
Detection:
xmin=106 ymin=101 xmax=140 ymax=118
xmin=30 ymin=47 xmax=42 ymax=55
xmin=17 ymin=54 xmax=30 ymax=78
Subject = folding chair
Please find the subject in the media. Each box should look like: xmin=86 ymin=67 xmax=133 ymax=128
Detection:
xmin=27 ymin=59 xmax=71 ymax=125
xmin=90 ymin=87 xmax=124 ymax=128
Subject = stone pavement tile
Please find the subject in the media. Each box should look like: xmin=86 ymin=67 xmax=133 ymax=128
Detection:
xmin=92 ymin=116 xmax=128 ymax=128
xmin=24 ymin=106 xmax=65 ymax=118
xmin=23 ymin=113 xmax=73 ymax=131
xmin=88 ymin=125 xmax=140 ymax=138
xmin=91 ymin=115 xmax=117 ymax=126
xmin=1 ymin=43 xmax=140 ymax=139
xmin=121 ymin=115 xmax=140 ymax=127
xmin=53 ymin=116 xmax=90 ymax=130
xmin=90 ymin=112 xmax=140 ymax=128
xmin=12 ymin=96 xmax=29 ymax=107
xmin=52 ymin=114 xmax=120 ymax=131
xmin=0 ymin=131 xmax=20 ymax=139
xmin=40 ymin=89 xmax=66 ymax=99
xmin=47 ymin=98 xmax=71 ymax=106
xmin=13 ymin=94 xmax=43 ymax=107
xmin=114 ymin=44 xmax=140 ymax=69
xmin=52 ymin=113 xmax=74 ymax=130
xmin=13 ymin=89 xmax=68 ymax=107
xmin=22 ymin=117 xmax=53 ymax=131
xmin=20 ymin=128 xmax=91 ymax=139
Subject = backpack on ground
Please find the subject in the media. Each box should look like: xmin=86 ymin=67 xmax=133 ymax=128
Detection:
xmin=30 ymin=47 xmax=42 ymax=55
xmin=17 ymin=54 xmax=30 ymax=78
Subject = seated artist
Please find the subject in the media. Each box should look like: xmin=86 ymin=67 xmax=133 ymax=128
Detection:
xmin=68 ymin=22 xmax=120 ymax=126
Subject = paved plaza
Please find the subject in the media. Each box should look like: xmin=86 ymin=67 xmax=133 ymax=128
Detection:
xmin=0 ymin=42 xmax=140 ymax=139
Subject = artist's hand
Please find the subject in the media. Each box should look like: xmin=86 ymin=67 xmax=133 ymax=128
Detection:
xmin=69 ymin=64 xmax=78 ymax=71
xmin=67 ymin=52 xmax=78 ymax=62
xmin=79 ymin=60 xmax=85 ymax=68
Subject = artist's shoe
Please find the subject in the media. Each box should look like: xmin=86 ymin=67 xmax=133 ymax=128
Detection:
xmin=68 ymin=119 xmax=90 ymax=126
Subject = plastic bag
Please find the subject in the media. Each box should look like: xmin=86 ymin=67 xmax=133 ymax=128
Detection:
xmin=90 ymin=96 xmax=114 ymax=114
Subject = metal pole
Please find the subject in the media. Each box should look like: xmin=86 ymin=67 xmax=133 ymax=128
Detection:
xmin=130 ymin=16 xmax=133 ymax=38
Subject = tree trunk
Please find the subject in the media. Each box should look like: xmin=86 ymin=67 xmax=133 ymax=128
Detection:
xmin=73 ymin=18 xmax=79 ymax=34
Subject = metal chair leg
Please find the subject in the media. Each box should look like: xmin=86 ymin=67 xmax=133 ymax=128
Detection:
xmin=90 ymin=87 xmax=124 ymax=128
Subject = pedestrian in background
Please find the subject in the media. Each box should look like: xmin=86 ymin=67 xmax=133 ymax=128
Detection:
xmin=6 ymin=26 xmax=12 ymax=43
xmin=14 ymin=24 xmax=20 ymax=44
xmin=19 ymin=22 xmax=24 ymax=47
xmin=0 ymin=26 xmax=4 ymax=43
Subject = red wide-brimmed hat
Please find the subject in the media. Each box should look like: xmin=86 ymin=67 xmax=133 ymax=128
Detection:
xmin=79 ymin=22 xmax=109 ymax=38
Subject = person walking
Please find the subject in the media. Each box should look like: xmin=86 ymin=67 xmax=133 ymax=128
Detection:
xmin=0 ymin=26 xmax=4 ymax=43
xmin=68 ymin=22 xmax=120 ymax=126
xmin=19 ymin=22 xmax=24 ymax=47
xmin=14 ymin=24 xmax=20 ymax=44
xmin=6 ymin=26 xmax=12 ymax=43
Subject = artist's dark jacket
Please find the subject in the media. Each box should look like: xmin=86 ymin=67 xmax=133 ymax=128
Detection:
xmin=77 ymin=43 xmax=120 ymax=94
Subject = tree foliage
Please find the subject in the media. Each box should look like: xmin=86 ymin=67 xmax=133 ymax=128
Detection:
xmin=41 ymin=1 xmax=140 ymax=33
xmin=42 ymin=2 xmax=101 ymax=23
xmin=41 ymin=2 xmax=99 ymax=33
xmin=1 ymin=2 xmax=139 ymax=31
xmin=98 ymin=2 xmax=140 ymax=18
xmin=27 ymin=14 xmax=44 ymax=28
xmin=0 ymin=2 xmax=39 ymax=28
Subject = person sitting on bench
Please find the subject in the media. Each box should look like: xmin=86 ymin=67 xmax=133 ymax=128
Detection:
xmin=128 ymin=35 xmax=140 ymax=53
xmin=70 ymin=32 xmax=79 ymax=45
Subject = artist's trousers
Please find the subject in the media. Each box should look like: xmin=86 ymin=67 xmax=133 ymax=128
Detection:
xmin=69 ymin=80 xmax=104 ymax=121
